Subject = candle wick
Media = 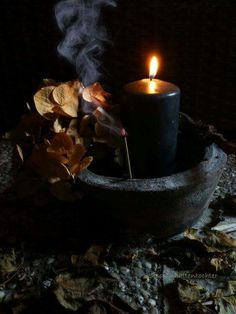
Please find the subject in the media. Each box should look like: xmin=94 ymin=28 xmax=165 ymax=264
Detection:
xmin=150 ymin=76 xmax=153 ymax=82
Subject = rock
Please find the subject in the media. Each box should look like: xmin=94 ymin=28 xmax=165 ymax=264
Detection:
xmin=142 ymin=275 xmax=150 ymax=282
xmin=148 ymin=299 xmax=157 ymax=307
xmin=120 ymin=266 xmax=130 ymax=275
xmin=137 ymin=295 xmax=144 ymax=304
xmin=144 ymin=261 xmax=152 ymax=270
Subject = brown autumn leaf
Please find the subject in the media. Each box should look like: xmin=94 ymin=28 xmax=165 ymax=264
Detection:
xmin=66 ymin=119 xmax=84 ymax=145
xmin=82 ymin=244 xmax=111 ymax=266
xmin=45 ymin=133 xmax=93 ymax=178
xmin=47 ymin=133 xmax=74 ymax=155
xmin=52 ymin=80 xmax=81 ymax=118
xmin=28 ymin=143 xmax=71 ymax=183
xmin=205 ymin=230 xmax=236 ymax=249
xmin=54 ymin=273 xmax=101 ymax=311
xmin=82 ymin=82 xmax=111 ymax=108
xmin=213 ymin=281 xmax=236 ymax=314
xmin=0 ymin=253 xmax=17 ymax=276
xmin=33 ymin=86 xmax=55 ymax=119
xmin=210 ymin=251 xmax=236 ymax=273
xmin=177 ymin=279 xmax=207 ymax=304
xmin=34 ymin=79 xmax=82 ymax=119
xmin=184 ymin=228 xmax=236 ymax=253
xmin=53 ymin=118 xmax=66 ymax=133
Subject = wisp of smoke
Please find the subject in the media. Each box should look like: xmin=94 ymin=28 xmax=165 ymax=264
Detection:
xmin=55 ymin=0 xmax=117 ymax=87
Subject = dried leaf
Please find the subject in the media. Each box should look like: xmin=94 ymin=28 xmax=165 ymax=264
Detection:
xmin=0 ymin=253 xmax=17 ymax=276
xmin=33 ymin=86 xmax=55 ymax=119
xmin=52 ymin=81 xmax=81 ymax=118
xmin=184 ymin=228 xmax=200 ymax=242
xmin=54 ymin=273 xmax=99 ymax=311
xmin=83 ymin=245 xmax=111 ymax=266
xmin=53 ymin=118 xmax=66 ymax=133
xmin=205 ymin=230 xmax=236 ymax=248
xmin=47 ymin=133 xmax=74 ymax=155
xmin=28 ymin=144 xmax=71 ymax=182
xmin=83 ymin=83 xmax=111 ymax=108
xmin=184 ymin=228 xmax=236 ymax=253
xmin=210 ymin=251 xmax=236 ymax=273
xmin=15 ymin=144 xmax=24 ymax=163
xmin=177 ymin=279 xmax=207 ymax=304
xmin=67 ymin=119 xmax=84 ymax=145
xmin=214 ymin=281 xmax=236 ymax=314
xmin=79 ymin=156 xmax=93 ymax=172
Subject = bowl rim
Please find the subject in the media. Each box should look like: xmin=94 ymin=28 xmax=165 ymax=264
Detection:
xmin=77 ymin=144 xmax=227 ymax=192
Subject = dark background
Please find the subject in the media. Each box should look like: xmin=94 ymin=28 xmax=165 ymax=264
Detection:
xmin=0 ymin=0 xmax=235 ymax=135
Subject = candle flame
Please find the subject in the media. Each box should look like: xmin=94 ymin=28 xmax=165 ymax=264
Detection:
xmin=149 ymin=56 xmax=159 ymax=80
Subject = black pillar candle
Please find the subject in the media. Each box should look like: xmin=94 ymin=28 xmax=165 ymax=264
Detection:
xmin=122 ymin=60 xmax=180 ymax=178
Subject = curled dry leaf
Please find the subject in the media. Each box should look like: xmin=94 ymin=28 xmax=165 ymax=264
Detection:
xmin=33 ymin=86 xmax=55 ymax=119
xmin=82 ymin=244 xmax=111 ymax=267
xmin=177 ymin=279 xmax=207 ymax=304
xmin=28 ymin=133 xmax=93 ymax=182
xmin=34 ymin=80 xmax=82 ymax=119
xmin=66 ymin=119 xmax=84 ymax=145
xmin=82 ymin=82 xmax=111 ymax=108
xmin=52 ymin=81 xmax=81 ymax=117
xmin=53 ymin=118 xmax=66 ymax=133
xmin=205 ymin=230 xmax=236 ymax=249
xmin=28 ymin=143 xmax=71 ymax=183
xmin=214 ymin=281 xmax=236 ymax=313
xmin=0 ymin=253 xmax=17 ymax=276
xmin=210 ymin=251 xmax=236 ymax=273
xmin=54 ymin=273 xmax=100 ymax=311
xmin=184 ymin=228 xmax=236 ymax=253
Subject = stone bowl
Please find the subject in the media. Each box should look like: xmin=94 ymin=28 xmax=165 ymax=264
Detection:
xmin=77 ymin=144 xmax=227 ymax=238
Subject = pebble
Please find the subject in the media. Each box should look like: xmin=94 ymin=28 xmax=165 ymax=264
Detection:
xmin=133 ymin=267 xmax=144 ymax=277
xmin=136 ymin=261 xmax=142 ymax=268
xmin=148 ymin=299 xmax=157 ymax=307
xmin=141 ymin=288 xmax=150 ymax=299
xmin=142 ymin=275 xmax=150 ymax=282
xmin=47 ymin=257 xmax=55 ymax=265
xmin=0 ymin=291 xmax=5 ymax=301
xmin=42 ymin=279 xmax=53 ymax=289
xmin=120 ymin=267 xmax=130 ymax=275
xmin=144 ymin=261 xmax=152 ymax=270
xmin=118 ymin=281 xmax=126 ymax=292
xmin=137 ymin=295 xmax=144 ymax=304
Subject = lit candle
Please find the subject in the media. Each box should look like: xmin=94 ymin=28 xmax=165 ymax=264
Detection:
xmin=122 ymin=56 xmax=180 ymax=178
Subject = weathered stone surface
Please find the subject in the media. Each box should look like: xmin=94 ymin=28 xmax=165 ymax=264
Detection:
xmin=0 ymin=140 xmax=15 ymax=194
xmin=78 ymin=144 xmax=227 ymax=238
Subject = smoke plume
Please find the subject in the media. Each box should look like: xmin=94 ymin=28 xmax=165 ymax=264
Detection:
xmin=55 ymin=0 xmax=117 ymax=87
